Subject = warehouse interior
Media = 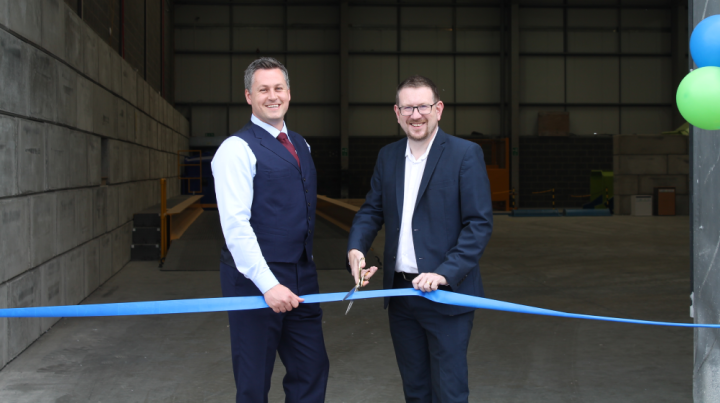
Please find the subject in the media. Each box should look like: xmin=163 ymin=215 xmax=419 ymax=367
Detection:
xmin=0 ymin=0 xmax=716 ymax=402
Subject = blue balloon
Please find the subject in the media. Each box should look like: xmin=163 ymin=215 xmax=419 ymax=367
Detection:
xmin=691 ymin=15 xmax=720 ymax=68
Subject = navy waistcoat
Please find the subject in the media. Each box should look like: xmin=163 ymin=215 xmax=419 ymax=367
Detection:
xmin=220 ymin=122 xmax=317 ymax=271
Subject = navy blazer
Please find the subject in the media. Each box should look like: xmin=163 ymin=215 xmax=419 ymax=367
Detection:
xmin=347 ymin=128 xmax=493 ymax=316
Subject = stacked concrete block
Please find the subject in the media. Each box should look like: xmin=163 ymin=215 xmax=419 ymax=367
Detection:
xmin=98 ymin=233 xmax=113 ymax=285
xmin=88 ymin=134 xmax=101 ymax=186
xmin=0 ymin=1 xmax=190 ymax=365
xmin=63 ymin=6 xmax=83 ymax=72
xmin=62 ymin=248 xmax=84 ymax=306
xmin=92 ymin=186 xmax=107 ymax=237
xmin=57 ymin=63 xmax=78 ymax=127
xmin=0 ymin=115 xmax=18 ymax=197
xmin=41 ymin=0 xmax=65 ymax=60
xmin=76 ymin=76 xmax=93 ymax=132
xmin=83 ymin=238 xmax=99 ymax=297
xmin=0 ymin=31 xmax=29 ymax=115
xmin=7 ymin=269 xmax=41 ymax=359
xmin=7 ymin=0 xmax=42 ymax=45
xmin=121 ymin=61 xmax=137 ymax=106
xmin=75 ymin=188 xmax=93 ymax=245
xmin=106 ymin=185 xmax=119 ymax=230
xmin=92 ymin=82 xmax=117 ymax=138
xmin=39 ymin=257 xmax=62 ymax=330
xmin=28 ymin=47 xmax=57 ymax=121
xmin=613 ymin=135 xmax=689 ymax=215
xmin=82 ymin=24 xmax=98 ymax=82
xmin=0 ymin=198 xmax=30 ymax=282
xmin=55 ymin=190 xmax=76 ymax=255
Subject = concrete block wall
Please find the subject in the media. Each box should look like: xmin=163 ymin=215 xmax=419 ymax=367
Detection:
xmin=0 ymin=1 xmax=189 ymax=369
xmin=613 ymin=135 xmax=689 ymax=215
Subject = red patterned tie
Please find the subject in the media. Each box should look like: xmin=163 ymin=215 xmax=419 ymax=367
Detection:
xmin=277 ymin=132 xmax=300 ymax=167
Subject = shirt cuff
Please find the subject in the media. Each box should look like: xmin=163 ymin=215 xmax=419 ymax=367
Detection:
xmin=252 ymin=269 xmax=281 ymax=294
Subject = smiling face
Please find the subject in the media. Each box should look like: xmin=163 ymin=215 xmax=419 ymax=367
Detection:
xmin=245 ymin=68 xmax=291 ymax=130
xmin=394 ymin=86 xmax=443 ymax=142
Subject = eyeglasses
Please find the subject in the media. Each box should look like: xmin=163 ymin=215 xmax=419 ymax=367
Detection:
xmin=397 ymin=102 xmax=438 ymax=116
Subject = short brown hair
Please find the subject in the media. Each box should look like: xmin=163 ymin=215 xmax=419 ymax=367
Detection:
xmin=244 ymin=57 xmax=290 ymax=93
xmin=395 ymin=75 xmax=440 ymax=106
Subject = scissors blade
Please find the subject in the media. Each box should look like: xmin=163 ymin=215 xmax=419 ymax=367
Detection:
xmin=342 ymin=286 xmax=356 ymax=301
xmin=345 ymin=300 xmax=354 ymax=315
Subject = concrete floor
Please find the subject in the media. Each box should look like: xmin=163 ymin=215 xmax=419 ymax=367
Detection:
xmin=0 ymin=215 xmax=692 ymax=402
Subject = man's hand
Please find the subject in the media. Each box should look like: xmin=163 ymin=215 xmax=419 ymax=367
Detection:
xmin=412 ymin=273 xmax=448 ymax=293
xmin=263 ymin=284 xmax=304 ymax=313
xmin=348 ymin=249 xmax=378 ymax=287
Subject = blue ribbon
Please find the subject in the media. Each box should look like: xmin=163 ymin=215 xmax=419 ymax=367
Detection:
xmin=0 ymin=289 xmax=713 ymax=328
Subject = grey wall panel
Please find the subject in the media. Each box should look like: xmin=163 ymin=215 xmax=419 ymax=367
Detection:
xmin=456 ymin=107 xmax=500 ymax=136
xmin=621 ymin=9 xmax=670 ymax=28
xmin=233 ymin=6 xmax=284 ymax=24
xmin=620 ymin=107 xmax=672 ymax=135
xmin=400 ymin=29 xmax=453 ymax=53
xmin=520 ymin=57 xmax=564 ymax=103
xmin=456 ymin=31 xmax=500 ymax=53
xmin=567 ymin=32 xmax=618 ymax=53
xmin=175 ymin=28 xmax=230 ymax=52
xmin=456 ymin=57 xmax=501 ymax=103
xmin=285 ymin=106 xmax=340 ymax=138
xmin=519 ymin=106 xmax=546 ymax=136
xmin=349 ymin=107 xmax=398 ymax=137
xmin=438 ymin=106 xmax=454 ymax=135
xmin=620 ymin=57 xmax=672 ymax=104
xmin=350 ymin=6 xmax=396 ymax=26
xmin=520 ymin=31 xmax=563 ymax=53
xmin=349 ymin=29 xmax=397 ymax=52
xmin=401 ymin=7 xmax=452 ymax=26
xmin=566 ymin=107 xmax=619 ymax=135
xmin=567 ymin=57 xmax=619 ymax=103
xmin=175 ymin=56 xmax=231 ymax=103
xmin=288 ymin=29 xmax=339 ymax=52
xmin=399 ymin=56 xmax=454 ymax=102
xmin=520 ymin=8 xmax=562 ymax=28
xmin=175 ymin=5 xmax=229 ymax=25
xmin=286 ymin=56 xmax=339 ymax=104
xmin=229 ymin=106 xmax=252 ymax=134
xmin=456 ymin=7 xmax=500 ymax=27
xmin=288 ymin=6 xmax=339 ymax=25
xmin=232 ymin=28 xmax=284 ymax=52
xmin=622 ymin=32 xmax=671 ymax=54
xmin=191 ymin=107 xmax=228 ymax=137
xmin=567 ymin=8 xmax=617 ymax=28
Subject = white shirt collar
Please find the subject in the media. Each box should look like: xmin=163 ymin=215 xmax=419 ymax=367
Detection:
xmin=405 ymin=126 xmax=439 ymax=163
xmin=251 ymin=114 xmax=288 ymax=139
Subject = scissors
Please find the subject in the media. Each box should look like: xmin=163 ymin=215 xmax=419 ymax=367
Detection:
xmin=343 ymin=270 xmax=367 ymax=315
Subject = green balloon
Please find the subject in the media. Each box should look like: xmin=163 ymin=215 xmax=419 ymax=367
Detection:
xmin=677 ymin=66 xmax=720 ymax=130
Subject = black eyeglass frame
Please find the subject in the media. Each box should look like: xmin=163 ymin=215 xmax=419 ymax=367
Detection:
xmin=396 ymin=102 xmax=440 ymax=116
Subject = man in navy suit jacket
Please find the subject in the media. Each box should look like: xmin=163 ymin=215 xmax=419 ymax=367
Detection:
xmin=347 ymin=75 xmax=493 ymax=403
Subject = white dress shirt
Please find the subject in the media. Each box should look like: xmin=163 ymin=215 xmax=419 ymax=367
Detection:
xmin=395 ymin=127 xmax=438 ymax=274
xmin=212 ymin=115 xmax=310 ymax=294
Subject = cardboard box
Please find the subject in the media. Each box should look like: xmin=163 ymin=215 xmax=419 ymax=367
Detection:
xmin=538 ymin=111 xmax=569 ymax=136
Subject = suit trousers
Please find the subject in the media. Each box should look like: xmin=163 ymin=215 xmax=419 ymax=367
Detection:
xmin=389 ymin=274 xmax=475 ymax=403
xmin=220 ymin=260 xmax=329 ymax=403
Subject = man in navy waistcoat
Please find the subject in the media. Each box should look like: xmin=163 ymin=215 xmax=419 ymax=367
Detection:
xmin=212 ymin=57 xmax=328 ymax=403
xmin=347 ymin=76 xmax=493 ymax=403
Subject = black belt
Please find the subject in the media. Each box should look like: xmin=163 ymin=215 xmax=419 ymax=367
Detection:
xmin=395 ymin=271 xmax=419 ymax=281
